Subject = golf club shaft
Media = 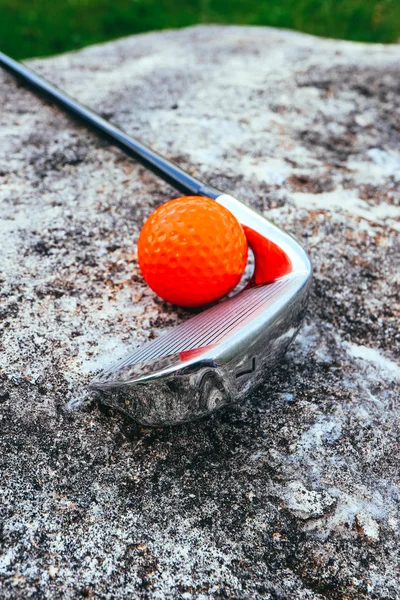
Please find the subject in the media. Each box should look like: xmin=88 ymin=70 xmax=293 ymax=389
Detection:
xmin=0 ymin=51 xmax=219 ymax=198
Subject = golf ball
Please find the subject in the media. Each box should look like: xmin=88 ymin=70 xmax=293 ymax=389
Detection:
xmin=138 ymin=196 xmax=248 ymax=307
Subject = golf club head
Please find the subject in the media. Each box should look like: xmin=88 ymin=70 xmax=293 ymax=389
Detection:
xmin=91 ymin=194 xmax=312 ymax=426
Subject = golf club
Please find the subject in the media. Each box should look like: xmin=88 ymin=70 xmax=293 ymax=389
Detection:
xmin=0 ymin=51 xmax=312 ymax=426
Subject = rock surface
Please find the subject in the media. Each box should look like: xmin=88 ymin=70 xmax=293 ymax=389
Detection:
xmin=1 ymin=25 xmax=399 ymax=599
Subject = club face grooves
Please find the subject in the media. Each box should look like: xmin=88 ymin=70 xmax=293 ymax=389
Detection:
xmin=92 ymin=268 xmax=311 ymax=426
xmin=94 ymin=279 xmax=288 ymax=377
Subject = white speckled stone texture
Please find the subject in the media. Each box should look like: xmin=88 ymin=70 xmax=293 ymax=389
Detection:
xmin=1 ymin=25 xmax=399 ymax=599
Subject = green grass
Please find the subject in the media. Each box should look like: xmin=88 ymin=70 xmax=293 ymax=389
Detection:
xmin=1 ymin=0 xmax=400 ymax=59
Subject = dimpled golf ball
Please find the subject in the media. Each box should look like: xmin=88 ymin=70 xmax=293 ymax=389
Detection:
xmin=138 ymin=196 xmax=248 ymax=307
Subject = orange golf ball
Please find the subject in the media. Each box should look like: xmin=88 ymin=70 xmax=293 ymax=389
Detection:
xmin=137 ymin=196 xmax=248 ymax=307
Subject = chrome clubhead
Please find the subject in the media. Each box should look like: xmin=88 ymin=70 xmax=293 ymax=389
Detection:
xmin=91 ymin=194 xmax=312 ymax=425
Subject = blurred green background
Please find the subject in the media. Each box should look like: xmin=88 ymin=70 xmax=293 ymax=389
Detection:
xmin=2 ymin=0 xmax=400 ymax=59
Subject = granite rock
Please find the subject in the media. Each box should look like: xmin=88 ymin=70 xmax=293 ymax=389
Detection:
xmin=0 ymin=25 xmax=399 ymax=599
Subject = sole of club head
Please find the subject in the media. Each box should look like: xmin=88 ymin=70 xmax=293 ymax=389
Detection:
xmin=91 ymin=194 xmax=312 ymax=426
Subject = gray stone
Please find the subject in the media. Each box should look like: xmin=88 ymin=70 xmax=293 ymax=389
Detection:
xmin=279 ymin=481 xmax=336 ymax=521
xmin=1 ymin=25 xmax=399 ymax=599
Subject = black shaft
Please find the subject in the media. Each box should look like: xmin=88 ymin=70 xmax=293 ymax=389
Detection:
xmin=0 ymin=51 xmax=220 ymax=198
